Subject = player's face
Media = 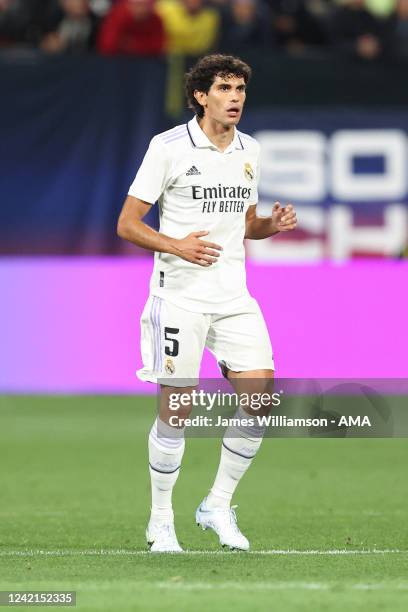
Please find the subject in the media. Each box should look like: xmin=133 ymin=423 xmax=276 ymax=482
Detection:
xmin=197 ymin=75 xmax=247 ymax=127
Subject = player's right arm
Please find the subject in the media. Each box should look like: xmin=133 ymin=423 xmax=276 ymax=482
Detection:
xmin=117 ymin=195 xmax=222 ymax=267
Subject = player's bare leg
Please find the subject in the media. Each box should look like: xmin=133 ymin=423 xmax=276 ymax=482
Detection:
xmin=146 ymin=385 xmax=194 ymax=553
xmin=196 ymin=369 xmax=274 ymax=550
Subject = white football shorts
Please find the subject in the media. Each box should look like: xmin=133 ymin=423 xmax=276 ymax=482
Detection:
xmin=137 ymin=295 xmax=274 ymax=387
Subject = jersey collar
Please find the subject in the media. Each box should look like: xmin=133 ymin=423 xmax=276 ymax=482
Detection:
xmin=187 ymin=116 xmax=244 ymax=153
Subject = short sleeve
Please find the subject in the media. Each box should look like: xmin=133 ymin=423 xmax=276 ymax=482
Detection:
xmin=128 ymin=136 xmax=170 ymax=204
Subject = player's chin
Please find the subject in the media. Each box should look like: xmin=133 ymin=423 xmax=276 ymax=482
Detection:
xmin=224 ymin=112 xmax=241 ymax=125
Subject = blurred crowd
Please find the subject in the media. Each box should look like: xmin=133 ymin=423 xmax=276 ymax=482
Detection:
xmin=0 ymin=0 xmax=407 ymax=61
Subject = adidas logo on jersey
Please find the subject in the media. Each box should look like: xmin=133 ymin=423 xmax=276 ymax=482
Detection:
xmin=186 ymin=165 xmax=201 ymax=176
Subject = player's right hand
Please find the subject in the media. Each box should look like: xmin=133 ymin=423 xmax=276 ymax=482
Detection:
xmin=171 ymin=231 xmax=223 ymax=266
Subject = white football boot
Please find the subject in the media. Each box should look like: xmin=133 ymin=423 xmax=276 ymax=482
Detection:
xmin=195 ymin=498 xmax=250 ymax=551
xmin=146 ymin=519 xmax=183 ymax=553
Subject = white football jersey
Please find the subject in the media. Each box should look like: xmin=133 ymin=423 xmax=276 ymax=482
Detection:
xmin=128 ymin=116 xmax=260 ymax=313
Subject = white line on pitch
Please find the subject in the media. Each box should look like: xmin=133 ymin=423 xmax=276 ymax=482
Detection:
xmin=152 ymin=581 xmax=408 ymax=591
xmin=74 ymin=581 xmax=408 ymax=592
xmin=0 ymin=549 xmax=407 ymax=557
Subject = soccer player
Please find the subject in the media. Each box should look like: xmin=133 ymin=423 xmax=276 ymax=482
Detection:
xmin=117 ymin=54 xmax=297 ymax=552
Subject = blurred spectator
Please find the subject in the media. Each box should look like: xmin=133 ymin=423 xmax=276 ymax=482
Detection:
xmin=0 ymin=1 xmax=22 ymax=46
xmin=394 ymin=0 xmax=408 ymax=58
xmin=156 ymin=0 xmax=219 ymax=55
xmin=97 ymin=0 xmax=165 ymax=55
xmin=218 ymin=0 xmax=270 ymax=51
xmin=329 ymin=0 xmax=394 ymax=61
xmin=0 ymin=1 xmax=65 ymax=49
xmin=40 ymin=0 xmax=99 ymax=54
xmin=0 ymin=0 xmax=42 ymax=47
xmin=1 ymin=0 xmax=406 ymax=61
xmin=269 ymin=0 xmax=328 ymax=53
xmin=365 ymin=0 xmax=396 ymax=18
xmin=89 ymin=0 xmax=112 ymax=15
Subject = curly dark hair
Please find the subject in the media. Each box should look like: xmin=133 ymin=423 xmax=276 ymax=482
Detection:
xmin=184 ymin=54 xmax=252 ymax=119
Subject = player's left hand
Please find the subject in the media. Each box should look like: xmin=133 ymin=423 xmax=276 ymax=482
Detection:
xmin=271 ymin=202 xmax=297 ymax=233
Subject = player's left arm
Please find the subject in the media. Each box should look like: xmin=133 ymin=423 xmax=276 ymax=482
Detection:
xmin=244 ymin=201 xmax=297 ymax=240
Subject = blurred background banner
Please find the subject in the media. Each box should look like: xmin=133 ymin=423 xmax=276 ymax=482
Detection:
xmin=0 ymin=55 xmax=167 ymax=254
xmin=1 ymin=258 xmax=408 ymax=393
xmin=242 ymin=108 xmax=408 ymax=262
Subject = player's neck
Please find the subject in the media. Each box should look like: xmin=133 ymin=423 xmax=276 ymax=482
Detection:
xmin=198 ymin=116 xmax=235 ymax=152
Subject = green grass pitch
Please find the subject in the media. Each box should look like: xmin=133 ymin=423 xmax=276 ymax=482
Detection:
xmin=0 ymin=395 xmax=407 ymax=611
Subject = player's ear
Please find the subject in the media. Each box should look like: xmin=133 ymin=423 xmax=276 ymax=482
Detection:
xmin=194 ymin=90 xmax=206 ymax=110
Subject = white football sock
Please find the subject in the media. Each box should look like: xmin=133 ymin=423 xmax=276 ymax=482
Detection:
xmin=206 ymin=407 xmax=265 ymax=510
xmin=148 ymin=418 xmax=185 ymax=522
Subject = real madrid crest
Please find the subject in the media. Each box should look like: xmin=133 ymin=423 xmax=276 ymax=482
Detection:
xmin=244 ymin=162 xmax=254 ymax=181
xmin=165 ymin=358 xmax=175 ymax=375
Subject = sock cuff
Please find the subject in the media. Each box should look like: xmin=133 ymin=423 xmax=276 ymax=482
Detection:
xmin=235 ymin=405 xmax=267 ymax=439
xmin=148 ymin=432 xmax=185 ymax=473
xmin=149 ymin=418 xmax=185 ymax=452
xmin=157 ymin=417 xmax=185 ymax=438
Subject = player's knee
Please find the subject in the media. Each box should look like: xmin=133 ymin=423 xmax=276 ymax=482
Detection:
xmin=236 ymin=375 xmax=275 ymax=417
xmin=160 ymin=385 xmax=195 ymax=422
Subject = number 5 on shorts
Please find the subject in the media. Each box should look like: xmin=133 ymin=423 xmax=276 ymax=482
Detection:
xmin=164 ymin=327 xmax=179 ymax=357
